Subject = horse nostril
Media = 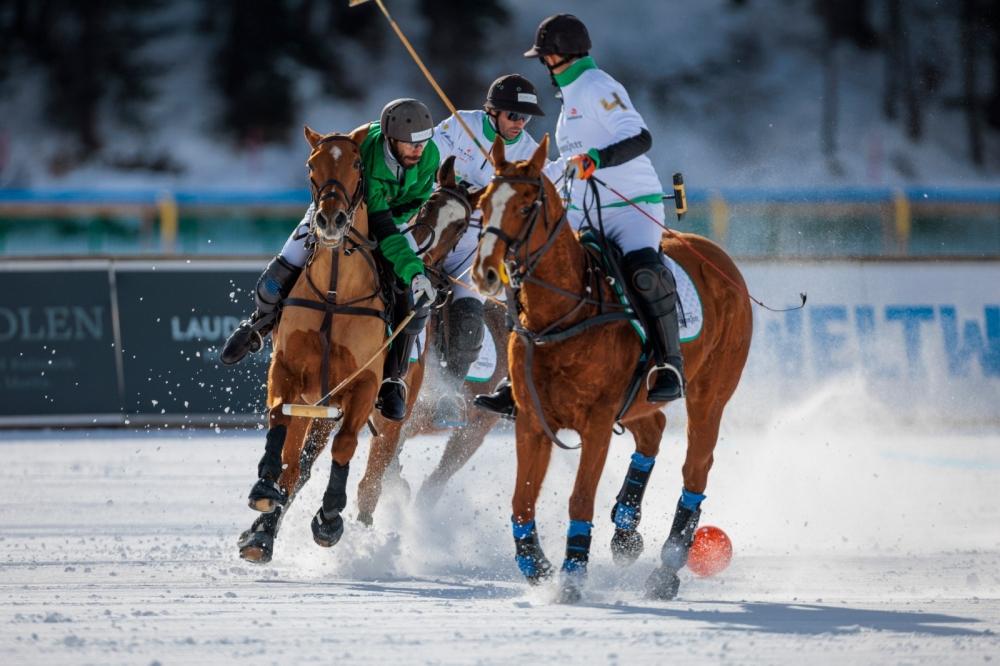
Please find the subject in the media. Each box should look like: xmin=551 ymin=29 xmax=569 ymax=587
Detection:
xmin=485 ymin=267 xmax=499 ymax=287
xmin=315 ymin=211 xmax=328 ymax=229
xmin=334 ymin=210 xmax=349 ymax=229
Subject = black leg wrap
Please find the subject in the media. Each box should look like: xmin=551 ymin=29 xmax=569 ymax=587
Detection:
xmin=645 ymin=499 xmax=702 ymax=601
xmin=661 ymin=499 xmax=702 ymax=571
xmin=238 ymin=505 xmax=283 ymax=563
xmin=312 ymin=460 xmax=349 ymax=548
xmin=257 ymin=425 xmax=287 ymax=481
xmin=611 ymin=464 xmax=653 ymax=530
xmin=321 ymin=460 xmax=350 ymax=516
xmin=564 ymin=533 xmax=592 ymax=572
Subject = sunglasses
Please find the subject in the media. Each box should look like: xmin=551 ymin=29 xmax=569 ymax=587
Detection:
xmin=503 ymin=111 xmax=531 ymax=123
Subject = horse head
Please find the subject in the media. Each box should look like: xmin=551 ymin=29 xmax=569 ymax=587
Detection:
xmin=304 ymin=125 xmax=364 ymax=247
xmin=409 ymin=155 xmax=483 ymax=268
xmin=473 ymin=134 xmax=556 ymax=296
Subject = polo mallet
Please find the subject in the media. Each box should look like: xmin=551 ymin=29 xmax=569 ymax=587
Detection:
xmin=348 ymin=0 xmax=492 ymax=164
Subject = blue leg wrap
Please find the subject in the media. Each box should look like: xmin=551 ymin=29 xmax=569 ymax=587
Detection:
xmin=513 ymin=517 xmax=551 ymax=580
xmin=562 ymin=520 xmax=593 ymax=574
xmin=680 ymin=488 xmax=706 ymax=510
xmin=612 ymin=452 xmax=656 ymax=530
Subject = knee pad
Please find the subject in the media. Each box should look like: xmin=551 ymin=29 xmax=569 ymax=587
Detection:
xmin=448 ymin=298 xmax=485 ymax=354
xmin=622 ymin=248 xmax=676 ymax=314
xmin=255 ymin=256 xmax=301 ymax=313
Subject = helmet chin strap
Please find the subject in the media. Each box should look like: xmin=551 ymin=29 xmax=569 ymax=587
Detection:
xmin=539 ymin=55 xmax=573 ymax=87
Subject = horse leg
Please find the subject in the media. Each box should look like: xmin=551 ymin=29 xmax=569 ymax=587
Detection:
xmin=311 ymin=382 xmax=377 ymax=548
xmin=416 ymin=409 xmax=496 ymax=509
xmin=610 ymin=411 xmax=666 ymax=565
xmin=511 ymin=418 xmax=555 ymax=585
xmin=647 ymin=382 xmax=734 ymax=600
xmin=239 ymin=382 xmax=311 ymax=563
xmin=356 ymin=363 xmax=423 ymax=525
xmin=557 ymin=416 xmax=616 ymax=603
xmin=355 ymin=419 xmax=404 ymax=526
xmin=293 ymin=418 xmax=337 ymax=496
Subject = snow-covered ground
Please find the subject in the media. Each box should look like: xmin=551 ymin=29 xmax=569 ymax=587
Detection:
xmin=2 ymin=396 xmax=998 ymax=663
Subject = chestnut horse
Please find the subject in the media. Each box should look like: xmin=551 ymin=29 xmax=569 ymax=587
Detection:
xmin=237 ymin=136 xmax=469 ymax=564
xmin=473 ymin=136 xmax=752 ymax=602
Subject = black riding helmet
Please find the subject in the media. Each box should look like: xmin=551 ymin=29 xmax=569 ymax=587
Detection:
xmin=523 ymin=13 xmax=591 ymax=58
xmin=484 ymin=74 xmax=545 ymax=117
xmin=379 ymin=98 xmax=434 ymax=143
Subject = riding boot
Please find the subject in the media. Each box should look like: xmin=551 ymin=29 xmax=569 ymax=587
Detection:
xmin=221 ymin=256 xmax=302 ymax=365
xmin=376 ymin=294 xmax=428 ymax=422
xmin=621 ymin=247 xmax=685 ymax=403
xmin=376 ymin=331 xmax=414 ymax=422
xmin=473 ymin=376 xmax=516 ymax=418
xmin=434 ymin=297 xmax=485 ymax=428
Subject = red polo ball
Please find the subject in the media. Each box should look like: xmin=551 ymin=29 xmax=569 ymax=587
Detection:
xmin=687 ymin=526 xmax=733 ymax=577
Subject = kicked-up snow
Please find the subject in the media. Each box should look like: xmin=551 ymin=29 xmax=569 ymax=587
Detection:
xmin=1 ymin=392 xmax=998 ymax=663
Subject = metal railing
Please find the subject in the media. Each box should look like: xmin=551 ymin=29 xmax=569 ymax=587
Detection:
xmin=1 ymin=187 xmax=998 ymax=258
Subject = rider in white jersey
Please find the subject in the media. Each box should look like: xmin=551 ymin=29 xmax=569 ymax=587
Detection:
xmin=474 ymin=14 xmax=685 ymax=417
xmin=429 ymin=74 xmax=547 ymax=426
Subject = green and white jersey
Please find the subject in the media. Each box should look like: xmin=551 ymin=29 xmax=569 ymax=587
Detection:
xmin=433 ymin=110 xmax=540 ymax=189
xmin=553 ymin=57 xmax=664 ymax=210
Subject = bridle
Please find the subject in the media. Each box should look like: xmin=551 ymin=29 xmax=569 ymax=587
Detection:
xmin=482 ymin=170 xmax=632 ymax=452
xmin=307 ymin=134 xmax=366 ymax=236
xmin=401 ymin=184 xmax=473 ymax=258
xmin=482 ymin=174 xmax=570 ymax=291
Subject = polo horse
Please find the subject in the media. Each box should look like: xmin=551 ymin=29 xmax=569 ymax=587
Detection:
xmin=352 ymin=180 xmax=511 ymax=524
xmin=473 ymin=135 xmax=752 ymax=601
xmin=238 ymin=147 xmax=474 ymax=563
xmin=236 ymin=125 xmax=380 ymax=562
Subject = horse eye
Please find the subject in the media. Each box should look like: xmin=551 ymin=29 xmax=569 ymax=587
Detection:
xmin=354 ymin=160 xmax=361 ymax=168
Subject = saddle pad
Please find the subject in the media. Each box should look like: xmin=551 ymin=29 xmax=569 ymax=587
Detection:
xmin=409 ymin=326 xmax=498 ymax=382
xmin=666 ymin=255 xmax=703 ymax=343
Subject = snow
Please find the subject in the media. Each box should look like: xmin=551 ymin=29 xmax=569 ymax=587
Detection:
xmin=1 ymin=387 xmax=998 ymax=663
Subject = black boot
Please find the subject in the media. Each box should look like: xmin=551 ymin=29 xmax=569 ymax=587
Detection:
xmin=621 ymin=248 xmax=685 ymax=403
xmin=221 ymin=256 xmax=302 ymax=365
xmin=376 ymin=291 xmax=427 ymax=421
xmin=433 ymin=297 xmax=485 ymax=427
xmin=473 ymin=376 xmax=516 ymax=418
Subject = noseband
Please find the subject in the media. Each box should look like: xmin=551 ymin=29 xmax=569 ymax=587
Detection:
xmin=484 ymin=174 xmax=567 ymax=288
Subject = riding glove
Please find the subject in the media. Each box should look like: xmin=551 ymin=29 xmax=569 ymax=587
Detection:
xmin=410 ymin=273 xmax=437 ymax=306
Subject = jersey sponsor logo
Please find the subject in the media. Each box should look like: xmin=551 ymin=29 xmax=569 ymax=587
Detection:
xmin=566 ymin=106 xmax=584 ymax=120
xmin=559 ymin=140 xmax=584 ymax=154
xmin=600 ymin=92 xmax=627 ymax=111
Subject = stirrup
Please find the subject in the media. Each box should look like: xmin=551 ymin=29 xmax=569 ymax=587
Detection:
xmin=646 ymin=363 xmax=685 ymax=398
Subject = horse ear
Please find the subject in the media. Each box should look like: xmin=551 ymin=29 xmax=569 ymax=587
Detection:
xmin=437 ymin=155 xmax=458 ymax=188
xmin=465 ymin=186 xmax=487 ymax=209
xmin=304 ymin=125 xmax=323 ymax=149
xmin=527 ymin=134 xmax=549 ymax=173
xmin=490 ymin=135 xmax=506 ymax=167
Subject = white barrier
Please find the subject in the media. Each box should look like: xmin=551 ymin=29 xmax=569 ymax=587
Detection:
xmin=732 ymin=260 xmax=1000 ymax=424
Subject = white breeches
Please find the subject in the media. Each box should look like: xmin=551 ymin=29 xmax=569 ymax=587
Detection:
xmin=567 ymin=201 xmax=665 ymax=255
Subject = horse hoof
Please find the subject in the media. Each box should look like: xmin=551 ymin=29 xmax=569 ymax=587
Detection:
xmin=237 ymin=529 xmax=273 ymax=564
xmin=557 ymin=575 xmax=585 ymax=604
xmin=644 ymin=566 xmax=680 ymax=601
xmin=610 ymin=528 xmax=644 ymax=566
xmin=247 ymin=478 xmax=286 ymax=513
xmin=356 ymin=511 xmax=373 ymax=527
xmin=311 ymin=509 xmax=344 ymax=548
xmin=523 ymin=560 xmax=554 ymax=586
